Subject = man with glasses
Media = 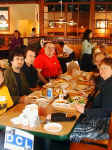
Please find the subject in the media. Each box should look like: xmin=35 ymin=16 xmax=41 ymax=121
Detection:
xmin=34 ymin=42 xmax=62 ymax=85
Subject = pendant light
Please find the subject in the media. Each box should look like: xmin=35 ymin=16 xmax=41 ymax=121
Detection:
xmin=67 ymin=0 xmax=77 ymax=26
xmin=56 ymin=0 xmax=67 ymax=24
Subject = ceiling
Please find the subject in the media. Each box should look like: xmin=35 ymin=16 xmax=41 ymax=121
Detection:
xmin=0 ymin=0 xmax=112 ymax=2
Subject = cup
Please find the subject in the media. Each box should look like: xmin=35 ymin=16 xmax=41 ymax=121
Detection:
xmin=41 ymin=88 xmax=46 ymax=97
xmin=38 ymin=102 xmax=48 ymax=117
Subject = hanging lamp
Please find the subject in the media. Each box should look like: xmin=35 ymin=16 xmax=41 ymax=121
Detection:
xmin=67 ymin=0 xmax=77 ymax=26
xmin=56 ymin=0 xmax=67 ymax=24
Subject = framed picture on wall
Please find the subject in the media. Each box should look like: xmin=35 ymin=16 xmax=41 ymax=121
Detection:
xmin=96 ymin=19 xmax=108 ymax=29
xmin=0 ymin=7 xmax=9 ymax=31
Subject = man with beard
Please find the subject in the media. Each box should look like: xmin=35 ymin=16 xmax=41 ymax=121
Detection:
xmin=4 ymin=49 xmax=34 ymax=105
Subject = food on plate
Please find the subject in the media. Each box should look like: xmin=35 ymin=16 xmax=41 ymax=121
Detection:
xmin=59 ymin=74 xmax=72 ymax=81
xmin=78 ymin=76 xmax=88 ymax=81
xmin=76 ymin=84 xmax=88 ymax=90
xmin=55 ymin=99 xmax=69 ymax=104
xmin=68 ymin=97 xmax=74 ymax=103
xmin=60 ymin=82 xmax=69 ymax=89
xmin=79 ymin=99 xmax=85 ymax=104
xmin=70 ymin=96 xmax=85 ymax=104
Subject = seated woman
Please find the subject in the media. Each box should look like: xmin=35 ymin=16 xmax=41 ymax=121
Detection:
xmin=70 ymin=57 xmax=112 ymax=142
xmin=34 ymin=42 xmax=62 ymax=85
xmin=92 ymin=52 xmax=106 ymax=89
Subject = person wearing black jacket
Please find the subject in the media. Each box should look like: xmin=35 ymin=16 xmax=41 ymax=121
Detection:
xmin=70 ymin=57 xmax=112 ymax=142
xmin=22 ymin=46 xmax=39 ymax=89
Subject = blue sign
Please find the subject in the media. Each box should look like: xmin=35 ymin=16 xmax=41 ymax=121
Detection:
xmin=4 ymin=127 xmax=34 ymax=150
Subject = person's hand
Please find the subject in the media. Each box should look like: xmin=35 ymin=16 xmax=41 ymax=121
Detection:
xmin=74 ymin=103 xmax=85 ymax=113
xmin=30 ymin=86 xmax=41 ymax=92
xmin=93 ymin=42 xmax=97 ymax=48
xmin=20 ymin=96 xmax=38 ymax=105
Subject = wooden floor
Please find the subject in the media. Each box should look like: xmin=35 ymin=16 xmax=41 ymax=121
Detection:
xmin=70 ymin=143 xmax=107 ymax=150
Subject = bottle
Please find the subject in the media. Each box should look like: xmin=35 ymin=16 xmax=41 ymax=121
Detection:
xmin=59 ymin=89 xmax=64 ymax=100
xmin=47 ymin=88 xmax=53 ymax=99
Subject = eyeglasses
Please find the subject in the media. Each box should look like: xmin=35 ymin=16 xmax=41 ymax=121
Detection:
xmin=47 ymin=46 xmax=55 ymax=50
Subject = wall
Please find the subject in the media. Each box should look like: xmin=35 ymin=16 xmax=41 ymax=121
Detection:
xmin=95 ymin=12 xmax=112 ymax=37
xmin=0 ymin=4 xmax=39 ymax=37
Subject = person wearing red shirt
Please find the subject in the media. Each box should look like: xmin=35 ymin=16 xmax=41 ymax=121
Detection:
xmin=34 ymin=42 xmax=62 ymax=84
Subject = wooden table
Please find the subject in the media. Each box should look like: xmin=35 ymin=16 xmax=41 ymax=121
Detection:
xmin=0 ymin=103 xmax=80 ymax=141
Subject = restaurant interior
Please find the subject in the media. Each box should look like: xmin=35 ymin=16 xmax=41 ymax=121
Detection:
xmin=0 ymin=0 xmax=112 ymax=150
xmin=0 ymin=0 xmax=112 ymax=55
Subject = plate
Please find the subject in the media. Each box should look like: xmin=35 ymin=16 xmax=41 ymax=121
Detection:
xmin=60 ymin=82 xmax=69 ymax=89
xmin=74 ymin=84 xmax=89 ymax=91
xmin=52 ymin=99 xmax=70 ymax=108
xmin=78 ymin=77 xmax=89 ymax=82
xmin=60 ymin=75 xmax=72 ymax=81
xmin=44 ymin=122 xmax=62 ymax=132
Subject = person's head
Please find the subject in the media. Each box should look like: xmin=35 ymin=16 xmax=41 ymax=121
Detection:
xmin=58 ymin=41 xmax=64 ymax=48
xmin=82 ymin=29 xmax=92 ymax=41
xmin=32 ymin=27 xmax=36 ymax=33
xmin=25 ymin=46 xmax=36 ymax=66
xmin=9 ymin=48 xmax=24 ymax=72
xmin=94 ymin=52 xmax=106 ymax=69
xmin=14 ymin=30 xmax=20 ymax=39
xmin=0 ymin=68 xmax=4 ymax=86
xmin=44 ymin=42 xmax=55 ymax=57
xmin=99 ymin=57 xmax=112 ymax=80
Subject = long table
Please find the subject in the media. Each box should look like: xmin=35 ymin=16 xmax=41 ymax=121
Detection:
xmin=0 ymin=103 xmax=80 ymax=141
xmin=0 ymin=72 xmax=94 ymax=145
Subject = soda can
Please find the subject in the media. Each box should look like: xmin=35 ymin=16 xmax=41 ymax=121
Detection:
xmin=47 ymin=88 xmax=53 ymax=98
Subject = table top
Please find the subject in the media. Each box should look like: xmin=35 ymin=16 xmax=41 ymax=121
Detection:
xmin=0 ymin=72 xmax=94 ymax=141
xmin=0 ymin=103 xmax=80 ymax=141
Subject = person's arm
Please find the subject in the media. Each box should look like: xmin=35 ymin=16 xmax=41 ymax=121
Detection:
xmin=19 ymin=95 xmax=38 ymax=105
xmin=85 ymin=84 xmax=112 ymax=118
xmin=37 ymin=69 xmax=48 ymax=84
xmin=4 ymin=69 xmax=20 ymax=105
xmin=74 ymin=103 xmax=85 ymax=114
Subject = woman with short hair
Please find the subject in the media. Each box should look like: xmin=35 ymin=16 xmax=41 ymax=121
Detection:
xmin=70 ymin=57 xmax=112 ymax=142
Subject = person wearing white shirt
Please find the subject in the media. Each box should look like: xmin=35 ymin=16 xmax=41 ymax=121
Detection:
xmin=80 ymin=29 xmax=96 ymax=72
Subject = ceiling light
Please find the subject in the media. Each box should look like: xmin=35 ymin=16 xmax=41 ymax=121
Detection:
xmin=68 ymin=0 xmax=77 ymax=26
xmin=67 ymin=20 xmax=77 ymax=26
xmin=56 ymin=0 xmax=67 ymax=24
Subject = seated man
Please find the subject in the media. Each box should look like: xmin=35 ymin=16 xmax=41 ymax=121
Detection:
xmin=58 ymin=41 xmax=75 ymax=60
xmin=34 ymin=42 xmax=62 ymax=84
xmin=57 ymin=41 xmax=75 ymax=73
xmin=22 ymin=46 xmax=39 ymax=89
xmin=4 ymin=49 xmax=34 ymax=105
xmin=0 ymin=69 xmax=38 ymax=150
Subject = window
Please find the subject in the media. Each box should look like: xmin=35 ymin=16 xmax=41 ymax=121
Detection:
xmin=0 ymin=7 xmax=9 ymax=31
xmin=96 ymin=19 xmax=108 ymax=29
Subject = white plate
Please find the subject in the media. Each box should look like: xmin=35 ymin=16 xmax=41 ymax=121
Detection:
xmin=60 ymin=82 xmax=69 ymax=89
xmin=52 ymin=99 xmax=70 ymax=108
xmin=60 ymin=75 xmax=72 ymax=81
xmin=44 ymin=122 xmax=62 ymax=133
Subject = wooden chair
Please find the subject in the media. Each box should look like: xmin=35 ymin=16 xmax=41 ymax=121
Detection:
xmin=70 ymin=113 xmax=112 ymax=150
